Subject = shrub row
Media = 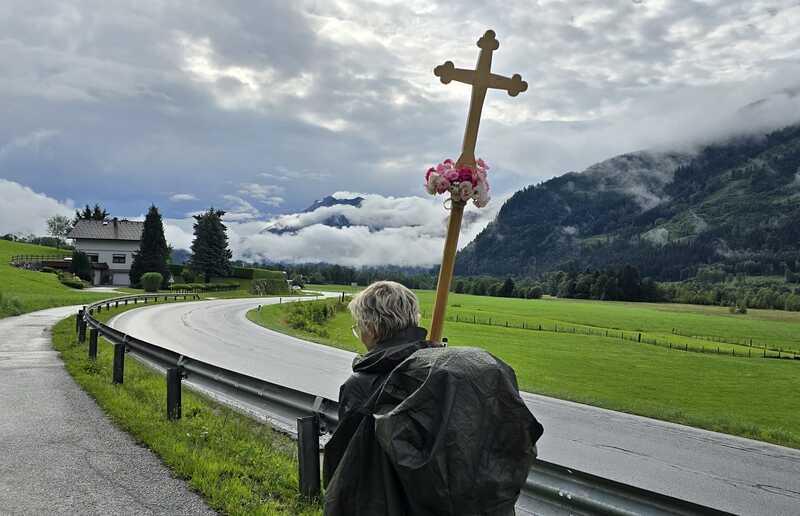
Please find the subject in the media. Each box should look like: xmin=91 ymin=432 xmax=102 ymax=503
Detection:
xmin=285 ymin=299 xmax=349 ymax=338
xmin=170 ymin=282 xmax=240 ymax=292
xmin=57 ymin=271 xmax=86 ymax=289
xmin=249 ymin=278 xmax=290 ymax=295
xmin=232 ymin=266 xmax=286 ymax=280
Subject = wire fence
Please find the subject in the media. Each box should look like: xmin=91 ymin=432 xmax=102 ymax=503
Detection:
xmin=10 ymin=254 xmax=71 ymax=268
xmin=419 ymin=310 xmax=800 ymax=361
xmin=668 ymin=328 xmax=799 ymax=356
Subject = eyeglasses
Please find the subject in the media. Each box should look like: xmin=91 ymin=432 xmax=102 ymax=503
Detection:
xmin=351 ymin=325 xmax=360 ymax=339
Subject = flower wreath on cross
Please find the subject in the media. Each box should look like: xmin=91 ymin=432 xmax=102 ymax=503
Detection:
xmin=424 ymin=158 xmax=490 ymax=208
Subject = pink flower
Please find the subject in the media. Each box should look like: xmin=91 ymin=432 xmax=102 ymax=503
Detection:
xmin=425 ymin=172 xmax=440 ymax=194
xmin=476 ymin=158 xmax=489 ymax=170
xmin=457 ymin=167 xmax=473 ymax=183
xmin=426 ymin=167 xmax=435 ymax=181
xmin=443 ymin=158 xmax=453 ymax=165
xmin=444 ymin=169 xmax=459 ymax=182
xmin=436 ymin=178 xmax=451 ymax=194
xmin=473 ymin=181 xmax=490 ymax=207
xmin=458 ymin=181 xmax=473 ymax=201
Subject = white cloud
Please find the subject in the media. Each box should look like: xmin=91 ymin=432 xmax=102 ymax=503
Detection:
xmin=169 ymin=193 xmax=197 ymax=202
xmin=0 ymin=129 xmax=59 ymax=159
xmin=222 ymin=194 xmax=261 ymax=221
xmin=0 ymin=179 xmax=74 ymax=235
xmin=259 ymin=168 xmax=330 ymax=182
xmin=237 ymin=182 xmax=285 ymax=206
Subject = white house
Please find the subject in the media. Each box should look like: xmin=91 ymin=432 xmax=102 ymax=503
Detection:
xmin=67 ymin=218 xmax=143 ymax=286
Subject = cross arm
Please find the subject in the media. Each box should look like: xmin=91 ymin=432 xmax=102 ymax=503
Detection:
xmin=434 ymin=61 xmax=528 ymax=97
xmin=434 ymin=61 xmax=476 ymax=87
xmin=487 ymin=72 xmax=528 ymax=97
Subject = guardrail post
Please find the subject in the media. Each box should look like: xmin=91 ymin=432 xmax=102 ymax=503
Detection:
xmin=78 ymin=318 xmax=87 ymax=343
xmin=166 ymin=367 xmax=183 ymax=420
xmin=297 ymin=415 xmax=321 ymax=498
xmin=115 ymin=301 xmax=119 ymax=308
xmin=88 ymin=328 xmax=98 ymax=360
xmin=113 ymin=343 xmax=125 ymax=384
xmin=76 ymin=309 xmax=84 ymax=333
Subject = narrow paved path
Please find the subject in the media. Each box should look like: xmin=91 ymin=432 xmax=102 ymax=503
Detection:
xmin=110 ymin=297 xmax=800 ymax=516
xmin=0 ymin=306 xmax=215 ymax=515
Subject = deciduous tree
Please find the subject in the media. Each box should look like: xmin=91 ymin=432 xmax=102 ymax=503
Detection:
xmin=46 ymin=215 xmax=72 ymax=248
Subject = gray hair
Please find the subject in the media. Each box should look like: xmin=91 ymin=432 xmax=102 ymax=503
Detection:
xmin=348 ymin=281 xmax=420 ymax=342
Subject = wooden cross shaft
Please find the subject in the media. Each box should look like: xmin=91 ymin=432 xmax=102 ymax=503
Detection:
xmin=429 ymin=30 xmax=527 ymax=343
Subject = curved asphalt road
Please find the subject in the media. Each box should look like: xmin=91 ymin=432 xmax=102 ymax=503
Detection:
xmin=110 ymin=297 xmax=800 ymax=515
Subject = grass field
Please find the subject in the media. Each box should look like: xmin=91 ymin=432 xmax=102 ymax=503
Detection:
xmin=0 ymin=240 xmax=110 ymax=318
xmin=52 ymin=302 xmax=322 ymax=515
xmin=252 ymin=285 xmax=800 ymax=449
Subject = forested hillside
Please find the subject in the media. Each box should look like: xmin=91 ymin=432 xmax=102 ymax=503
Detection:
xmin=457 ymin=124 xmax=800 ymax=281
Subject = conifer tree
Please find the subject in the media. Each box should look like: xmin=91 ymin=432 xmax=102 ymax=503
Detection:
xmin=73 ymin=203 xmax=109 ymax=224
xmin=130 ymin=205 xmax=170 ymax=287
xmin=190 ymin=208 xmax=232 ymax=282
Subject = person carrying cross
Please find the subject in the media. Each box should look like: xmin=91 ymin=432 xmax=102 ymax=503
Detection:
xmin=323 ymin=281 xmax=543 ymax=515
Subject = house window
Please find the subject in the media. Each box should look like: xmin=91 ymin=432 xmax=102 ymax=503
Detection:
xmin=87 ymin=254 xmax=99 ymax=263
xmin=112 ymin=254 xmax=126 ymax=264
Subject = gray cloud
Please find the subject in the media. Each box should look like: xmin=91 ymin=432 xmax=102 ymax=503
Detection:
xmin=1 ymin=0 xmax=800 ymax=261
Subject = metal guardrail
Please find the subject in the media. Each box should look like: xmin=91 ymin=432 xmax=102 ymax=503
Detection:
xmin=77 ymin=294 xmax=732 ymax=515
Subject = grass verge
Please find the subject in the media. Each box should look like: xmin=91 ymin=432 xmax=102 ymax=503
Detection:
xmin=249 ymin=296 xmax=800 ymax=449
xmin=0 ymin=240 xmax=109 ymax=318
xmin=52 ymin=304 xmax=322 ymax=516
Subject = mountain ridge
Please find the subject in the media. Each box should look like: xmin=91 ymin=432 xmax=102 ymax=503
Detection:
xmin=456 ymin=124 xmax=800 ymax=280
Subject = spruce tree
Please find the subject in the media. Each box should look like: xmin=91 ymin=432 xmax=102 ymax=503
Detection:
xmin=190 ymin=208 xmax=232 ymax=282
xmin=130 ymin=205 xmax=171 ymax=287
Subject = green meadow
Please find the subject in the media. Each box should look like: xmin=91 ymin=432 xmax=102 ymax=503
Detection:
xmin=251 ymin=285 xmax=800 ymax=449
xmin=0 ymin=240 xmax=110 ymax=318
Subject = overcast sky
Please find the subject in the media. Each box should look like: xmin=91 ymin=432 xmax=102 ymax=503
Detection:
xmin=1 ymin=0 xmax=799 ymax=265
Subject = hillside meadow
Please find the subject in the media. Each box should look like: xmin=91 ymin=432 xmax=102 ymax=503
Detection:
xmin=251 ymin=285 xmax=800 ymax=449
xmin=0 ymin=240 xmax=110 ymax=318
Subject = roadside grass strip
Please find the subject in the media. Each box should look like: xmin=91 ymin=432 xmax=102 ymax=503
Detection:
xmin=250 ymin=296 xmax=800 ymax=449
xmin=52 ymin=303 xmax=322 ymax=516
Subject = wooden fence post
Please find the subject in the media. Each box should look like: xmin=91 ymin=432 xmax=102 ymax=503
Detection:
xmin=297 ymin=415 xmax=321 ymax=498
xmin=88 ymin=328 xmax=98 ymax=361
xmin=78 ymin=318 xmax=87 ymax=343
xmin=112 ymin=343 xmax=125 ymax=384
xmin=166 ymin=367 xmax=183 ymax=420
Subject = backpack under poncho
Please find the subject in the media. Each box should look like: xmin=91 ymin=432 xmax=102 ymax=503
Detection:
xmin=324 ymin=346 xmax=543 ymax=516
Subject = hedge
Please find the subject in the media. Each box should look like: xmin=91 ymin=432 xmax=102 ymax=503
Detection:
xmin=60 ymin=277 xmax=85 ymax=289
xmin=250 ymin=278 xmax=290 ymax=295
xmin=58 ymin=272 xmax=86 ymax=289
xmin=231 ymin=266 xmax=286 ymax=280
xmin=170 ymin=282 xmax=239 ymax=292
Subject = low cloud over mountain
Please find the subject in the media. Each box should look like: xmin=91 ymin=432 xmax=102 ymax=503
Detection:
xmin=166 ymin=191 xmax=503 ymax=267
xmin=0 ymin=179 xmax=499 ymax=267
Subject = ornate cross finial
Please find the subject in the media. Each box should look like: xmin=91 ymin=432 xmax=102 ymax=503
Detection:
xmin=433 ymin=30 xmax=528 ymax=169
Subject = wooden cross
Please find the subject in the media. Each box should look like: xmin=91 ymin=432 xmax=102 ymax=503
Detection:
xmin=429 ymin=30 xmax=527 ymax=343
